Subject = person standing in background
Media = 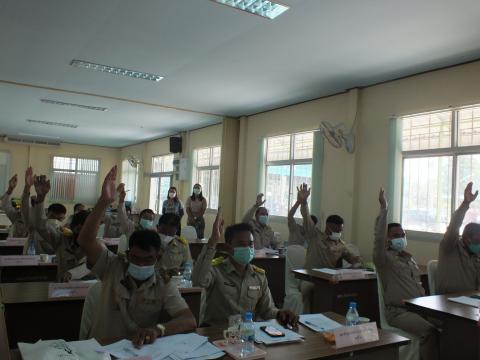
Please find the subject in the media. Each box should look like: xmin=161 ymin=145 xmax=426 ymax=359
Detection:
xmin=185 ymin=184 xmax=207 ymax=238
xmin=162 ymin=186 xmax=184 ymax=235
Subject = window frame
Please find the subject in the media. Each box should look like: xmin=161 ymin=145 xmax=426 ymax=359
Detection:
xmin=400 ymin=105 xmax=480 ymax=240
xmin=121 ymin=159 xmax=139 ymax=207
xmin=192 ymin=146 xmax=221 ymax=211
xmin=50 ymin=155 xmax=100 ymax=204
xmin=264 ymin=131 xmax=314 ymax=219
xmin=149 ymin=154 xmax=174 ymax=214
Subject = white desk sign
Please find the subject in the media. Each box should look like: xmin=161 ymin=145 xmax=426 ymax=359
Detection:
xmin=103 ymin=238 xmax=120 ymax=245
xmin=0 ymin=255 xmax=39 ymax=266
xmin=48 ymin=281 xmax=95 ymax=298
xmin=334 ymin=322 xmax=379 ymax=349
xmin=5 ymin=237 xmax=28 ymax=246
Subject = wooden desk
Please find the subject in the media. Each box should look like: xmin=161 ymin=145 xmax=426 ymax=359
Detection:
xmin=294 ymin=269 xmax=380 ymax=324
xmin=0 ymin=244 xmax=23 ymax=256
xmin=0 ymin=262 xmax=57 ymax=283
xmin=405 ymin=292 xmax=480 ymax=360
xmin=0 ymin=282 xmax=202 ymax=349
xmin=197 ymin=312 xmax=409 ymax=360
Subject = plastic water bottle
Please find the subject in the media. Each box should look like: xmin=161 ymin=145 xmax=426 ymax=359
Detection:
xmin=26 ymin=240 xmax=36 ymax=256
xmin=346 ymin=301 xmax=359 ymax=326
xmin=240 ymin=312 xmax=255 ymax=356
xmin=182 ymin=261 xmax=193 ymax=287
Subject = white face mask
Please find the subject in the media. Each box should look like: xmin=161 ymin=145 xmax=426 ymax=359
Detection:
xmin=47 ymin=219 xmax=61 ymax=228
xmin=159 ymin=233 xmax=174 ymax=248
xmin=391 ymin=237 xmax=407 ymax=252
xmin=329 ymin=232 xmax=342 ymax=241
xmin=168 ymin=192 xmax=176 ymax=199
xmin=193 ymin=188 xmax=201 ymax=195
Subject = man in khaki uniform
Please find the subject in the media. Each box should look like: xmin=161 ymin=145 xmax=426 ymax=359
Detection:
xmin=192 ymin=211 xmax=298 ymax=327
xmin=1 ymin=174 xmax=28 ymax=237
xmin=78 ymin=166 xmax=196 ymax=347
xmin=31 ymin=174 xmax=88 ymax=282
xmin=437 ymin=182 xmax=480 ymax=294
xmin=287 ymin=196 xmax=318 ymax=247
xmin=242 ymin=193 xmax=276 ymax=249
xmin=374 ymin=188 xmax=438 ymax=360
xmin=157 ymin=213 xmax=192 ymax=275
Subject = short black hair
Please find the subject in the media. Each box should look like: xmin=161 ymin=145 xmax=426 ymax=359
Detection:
xmin=139 ymin=208 xmax=155 ymax=218
xmin=129 ymin=229 xmax=161 ymax=252
xmin=463 ymin=222 xmax=480 ymax=239
xmin=254 ymin=207 xmax=268 ymax=216
xmin=225 ymin=223 xmax=253 ymax=244
xmin=388 ymin=223 xmax=402 ymax=233
xmin=70 ymin=210 xmax=90 ymax=229
xmin=326 ymin=215 xmax=344 ymax=225
xmin=310 ymin=215 xmax=318 ymax=225
xmin=157 ymin=213 xmax=181 ymax=229
xmin=73 ymin=203 xmax=85 ymax=212
xmin=48 ymin=203 xmax=67 ymax=215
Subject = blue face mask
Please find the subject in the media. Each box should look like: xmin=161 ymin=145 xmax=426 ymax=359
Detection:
xmin=233 ymin=247 xmax=255 ymax=265
xmin=139 ymin=218 xmax=154 ymax=230
xmin=127 ymin=262 xmax=155 ymax=281
xmin=468 ymin=243 xmax=480 ymax=255
xmin=391 ymin=237 xmax=407 ymax=252
xmin=258 ymin=215 xmax=269 ymax=226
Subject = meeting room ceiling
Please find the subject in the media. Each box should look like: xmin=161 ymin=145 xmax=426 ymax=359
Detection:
xmin=1 ymin=0 xmax=480 ymax=147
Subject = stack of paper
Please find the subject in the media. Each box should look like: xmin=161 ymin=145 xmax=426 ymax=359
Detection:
xmin=103 ymin=333 xmax=224 ymax=360
xmin=312 ymin=268 xmax=375 ymax=280
xmin=448 ymin=296 xmax=480 ymax=308
xmin=299 ymin=314 xmax=343 ymax=332
xmin=253 ymin=320 xmax=303 ymax=345
xmin=18 ymin=339 xmax=108 ymax=360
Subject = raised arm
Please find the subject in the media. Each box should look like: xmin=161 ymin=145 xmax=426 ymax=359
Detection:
xmin=21 ymin=167 xmax=34 ymax=229
xmin=298 ymin=184 xmax=316 ymax=236
xmin=1 ymin=174 xmax=19 ymax=222
xmin=242 ymin=194 xmax=265 ymax=223
xmin=191 ymin=209 xmax=224 ymax=288
xmin=116 ymin=183 xmax=135 ymax=236
xmin=288 ymin=199 xmax=301 ymax=229
xmin=373 ymin=188 xmax=389 ymax=266
xmin=78 ymin=166 xmax=118 ymax=266
xmin=441 ymin=182 xmax=478 ymax=252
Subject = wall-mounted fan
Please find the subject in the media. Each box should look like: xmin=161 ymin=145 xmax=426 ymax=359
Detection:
xmin=319 ymin=121 xmax=355 ymax=153
xmin=127 ymin=155 xmax=143 ymax=168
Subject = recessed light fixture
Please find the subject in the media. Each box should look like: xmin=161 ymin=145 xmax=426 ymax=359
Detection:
xmin=40 ymin=99 xmax=108 ymax=112
xmin=70 ymin=59 xmax=163 ymax=82
xmin=18 ymin=133 xmax=61 ymax=139
xmin=212 ymin=0 xmax=289 ymax=19
xmin=26 ymin=119 xmax=78 ymax=128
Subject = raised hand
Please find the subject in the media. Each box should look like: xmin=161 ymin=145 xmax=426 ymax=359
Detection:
xmin=256 ymin=193 xmax=266 ymax=207
xmin=297 ymin=183 xmax=311 ymax=203
xmin=33 ymin=175 xmax=51 ymax=200
xmin=100 ymin=166 xmax=117 ymax=204
xmin=7 ymin=174 xmax=18 ymax=194
xmin=25 ymin=167 xmax=34 ymax=189
xmin=379 ymin=188 xmax=388 ymax=209
xmin=463 ymin=182 xmax=479 ymax=205
xmin=208 ymin=207 xmax=224 ymax=247
xmin=117 ymin=182 xmax=126 ymax=202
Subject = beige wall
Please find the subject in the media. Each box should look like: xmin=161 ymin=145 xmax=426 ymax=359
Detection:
xmin=0 ymin=141 xmax=120 ymax=213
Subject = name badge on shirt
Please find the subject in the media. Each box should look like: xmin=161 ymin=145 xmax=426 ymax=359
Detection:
xmin=249 ymin=285 xmax=260 ymax=291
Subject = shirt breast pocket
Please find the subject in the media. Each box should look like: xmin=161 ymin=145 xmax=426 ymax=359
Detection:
xmin=247 ymin=287 xmax=261 ymax=305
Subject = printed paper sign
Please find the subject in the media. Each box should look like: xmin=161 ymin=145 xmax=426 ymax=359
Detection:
xmin=103 ymin=238 xmax=120 ymax=245
xmin=48 ymin=281 xmax=95 ymax=298
xmin=334 ymin=322 xmax=379 ymax=349
xmin=5 ymin=238 xmax=28 ymax=246
xmin=0 ymin=255 xmax=39 ymax=266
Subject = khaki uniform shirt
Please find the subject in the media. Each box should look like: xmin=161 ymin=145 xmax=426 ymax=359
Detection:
xmin=0 ymin=192 xmax=28 ymax=237
xmin=437 ymin=204 xmax=480 ymax=294
xmin=33 ymin=201 xmax=86 ymax=281
xmin=21 ymin=192 xmax=54 ymax=254
xmin=158 ymin=236 xmax=192 ymax=272
xmin=301 ymin=203 xmax=360 ymax=269
xmin=104 ymin=213 xmax=123 ymax=238
xmin=287 ymin=216 xmax=308 ymax=247
xmin=90 ymin=249 xmax=188 ymax=340
xmin=192 ymin=245 xmax=278 ymax=326
xmin=117 ymin=202 xmax=137 ymax=240
xmin=373 ymin=208 xmax=425 ymax=308
xmin=185 ymin=197 xmax=207 ymax=218
xmin=242 ymin=205 xmax=276 ymax=249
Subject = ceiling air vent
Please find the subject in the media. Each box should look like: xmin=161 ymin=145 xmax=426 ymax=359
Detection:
xmin=26 ymin=119 xmax=78 ymax=128
xmin=3 ymin=135 xmax=61 ymax=147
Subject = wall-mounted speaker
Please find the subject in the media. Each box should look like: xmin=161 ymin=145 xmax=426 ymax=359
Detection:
xmin=169 ymin=136 xmax=182 ymax=153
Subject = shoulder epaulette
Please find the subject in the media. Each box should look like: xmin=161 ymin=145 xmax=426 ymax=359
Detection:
xmin=178 ymin=236 xmax=188 ymax=246
xmin=252 ymin=265 xmax=265 ymax=274
xmin=212 ymin=256 xmax=225 ymax=266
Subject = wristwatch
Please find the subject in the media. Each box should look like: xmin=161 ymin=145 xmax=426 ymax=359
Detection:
xmin=156 ymin=323 xmax=166 ymax=337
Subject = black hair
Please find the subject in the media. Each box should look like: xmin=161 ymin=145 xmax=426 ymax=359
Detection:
xmin=73 ymin=203 xmax=85 ymax=212
xmin=388 ymin=223 xmax=402 ymax=234
xmin=168 ymin=186 xmax=179 ymax=202
xmin=463 ymin=223 xmax=480 ymax=239
xmin=310 ymin=215 xmax=318 ymax=225
xmin=326 ymin=214 xmax=344 ymax=225
xmin=129 ymin=229 xmax=161 ymax=252
xmin=48 ymin=203 xmax=67 ymax=215
xmin=157 ymin=213 xmax=181 ymax=230
xmin=225 ymin=223 xmax=253 ymax=244
xmin=254 ymin=207 xmax=268 ymax=216
xmin=70 ymin=210 xmax=90 ymax=229
xmin=139 ymin=208 xmax=155 ymax=218
xmin=190 ymin=184 xmax=204 ymax=201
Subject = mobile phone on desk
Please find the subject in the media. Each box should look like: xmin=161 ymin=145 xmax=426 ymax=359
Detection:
xmin=260 ymin=326 xmax=285 ymax=337
xmin=469 ymin=295 xmax=480 ymax=299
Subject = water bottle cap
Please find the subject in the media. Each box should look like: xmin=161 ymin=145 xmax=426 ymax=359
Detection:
xmin=349 ymin=301 xmax=357 ymax=308
xmin=244 ymin=312 xmax=253 ymax=321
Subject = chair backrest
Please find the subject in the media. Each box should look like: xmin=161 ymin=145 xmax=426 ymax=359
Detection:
xmin=285 ymin=245 xmax=307 ymax=291
xmin=182 ymin=226 xmax=198 ymax=242
xmin=79 ymin=281 xmax=102 ymax=340
xmin=376 ymin=274 xmax=389 ymax=329
xmin=427 ymin=260 xmax=438 ymax=295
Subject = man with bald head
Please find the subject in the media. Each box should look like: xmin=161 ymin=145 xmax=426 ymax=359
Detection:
xmin=242 ymin=194 xmax=276 ymax=249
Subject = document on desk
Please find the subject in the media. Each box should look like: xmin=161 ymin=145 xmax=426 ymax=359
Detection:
xmin=312 ymin=268 xmax=375 ymax=280
xmin=253 ymin=320 xmax=304 ymax=345
xmin=299 ymin=314 xmax=343 ymax=332
xmin=103 ymin=333 xmax=224 ymax=360
xmin=448 ymin=295 xmax=480 ymax=308
xmin=18 ymin=339 xmax=109 ymax=360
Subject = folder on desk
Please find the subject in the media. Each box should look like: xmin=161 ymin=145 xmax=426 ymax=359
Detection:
xmin=312 ymin=268 xmax=375 ymax=280
xmin=299 ymin=314 xmax=343 ymax=333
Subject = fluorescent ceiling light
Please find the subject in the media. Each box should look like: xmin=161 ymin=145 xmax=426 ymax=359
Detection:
xmin=40 ymin=99 xmax=108 ymax=112
xmin=26 ymin=119 xmax=78 ymax=129
xmin=70 ymin=59 xmax=163 ymax=82
xmin=18 ymin=133 xmax=61 ymax=139
xmin=212 ymin=0 xmax=289 ymax=19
